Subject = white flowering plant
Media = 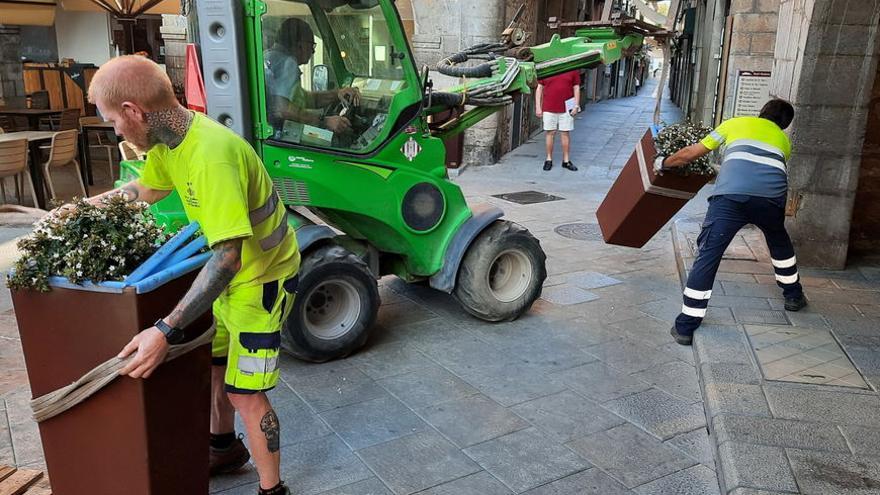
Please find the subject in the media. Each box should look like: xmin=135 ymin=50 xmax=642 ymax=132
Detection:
xmin=654 ymin=121 xmax=717 ymax=177
xmin=7 ymin=195 xmax=169 ymax=292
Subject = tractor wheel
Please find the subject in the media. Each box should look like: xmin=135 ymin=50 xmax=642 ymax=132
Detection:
xmin=453 ymin=220 xmax=547 ymax=322
xmin=282 ymin=244 xmax=379 ymax=362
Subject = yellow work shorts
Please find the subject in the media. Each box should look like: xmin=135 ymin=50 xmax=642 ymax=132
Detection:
xmin=212 ymin=275 xmax=298 ymax=394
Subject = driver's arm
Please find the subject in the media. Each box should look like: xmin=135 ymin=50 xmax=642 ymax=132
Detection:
xmin=302 ymin=87 xmax=360 ymax=108
xmin=269 ymin=94 xmax=351 ymax=134
xmin=268 ymin=95 xmax=322 ymax=126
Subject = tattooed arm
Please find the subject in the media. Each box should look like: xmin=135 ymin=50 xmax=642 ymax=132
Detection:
xmin=164 ymin=238 xmax=243 ymax=329
xmin=86 ymin=180 xmax=171 ymax=206
xmin=117 ymin=238 xmax=243 ymax=379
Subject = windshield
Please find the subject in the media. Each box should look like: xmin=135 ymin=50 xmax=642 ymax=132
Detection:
xmin=325 ymin=4 xmax=404 ymax=80
xmin=260 ymin=0 xmax=412 ymax=153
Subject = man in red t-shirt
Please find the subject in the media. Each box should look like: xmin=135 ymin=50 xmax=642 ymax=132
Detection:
xmin=536 ymin=70 xmax=581 ymax=171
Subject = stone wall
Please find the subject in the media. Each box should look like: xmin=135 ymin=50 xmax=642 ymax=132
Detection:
xmin=722 ymin=0 xmax=780 ymax=120
xmin=410 ymin=0 xmax=506 ymax=167
xmin=771 ymin=0 xmax=880 ymax=268
xmin=851 ymin=58 xmax=880 ymax=255
xmin=0 ymin=26 xmax=25 ymax=105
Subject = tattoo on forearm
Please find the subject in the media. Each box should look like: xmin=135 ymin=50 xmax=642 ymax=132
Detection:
xmin=260 ymin=410 xmax=280 ymax=453
xmin=121 ymin=184 xmax=140 ymax=203
xmin=167 ymin=240 xmax=241 ymax=329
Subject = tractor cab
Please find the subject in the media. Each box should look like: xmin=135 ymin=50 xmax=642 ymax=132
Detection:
xmin=255 ymin=0 xmax=423 ymax=153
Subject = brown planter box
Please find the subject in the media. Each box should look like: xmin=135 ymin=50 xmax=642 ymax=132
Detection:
xmin=12 ymin=273 xmax=212 ymax=495
xmin=596 ymin=128 xmax=711 ymax=248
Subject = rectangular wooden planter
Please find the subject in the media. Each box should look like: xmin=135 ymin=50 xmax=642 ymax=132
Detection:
xmin=12 ymin=273 xmax=212 ymax=495
xmin=596 ymin=128 xmax=711 ymax=248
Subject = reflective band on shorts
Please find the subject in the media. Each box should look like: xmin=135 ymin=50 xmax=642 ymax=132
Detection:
xmin=260 ymin=213 xmax=288 ymax=251
xmin=772 ymin=256 xmax=797 ymax=269
xmin=681 ymin=304 xmax=708 ymax=318
xmin=237 ymin=355 xmax=279 ymax=374
xmin=249 ymin=192 xmax=280 ymax=226
xmin=684 ymin=288 xmax=712 ymax=300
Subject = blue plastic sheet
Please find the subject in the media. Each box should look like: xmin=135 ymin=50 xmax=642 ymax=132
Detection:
xmin=36 ymin=222 xmax=210 ymax=294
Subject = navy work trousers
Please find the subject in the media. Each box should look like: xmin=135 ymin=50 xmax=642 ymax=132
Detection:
xmin=675 ymin=194 xmax=804 ymax=335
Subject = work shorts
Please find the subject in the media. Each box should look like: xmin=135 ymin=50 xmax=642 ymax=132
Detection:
xmin=212 ymin=275 xmax=298 ymax=394
xmin=543 ymin=111 xmax=574 ymax=132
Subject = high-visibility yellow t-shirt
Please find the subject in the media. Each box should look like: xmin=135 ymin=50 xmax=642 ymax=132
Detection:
xmin=139 ymin=112 xmax=299 ymax=289
xmin=699 ymin=116 xmax=792 ymax=198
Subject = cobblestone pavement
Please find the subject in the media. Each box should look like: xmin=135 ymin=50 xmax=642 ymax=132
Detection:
xmin=7 ymin=76 xmax=873 ymax=495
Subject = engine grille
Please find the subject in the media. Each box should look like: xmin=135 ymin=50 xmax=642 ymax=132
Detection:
xmin=273 ymin=178 xmax=311 ymax=204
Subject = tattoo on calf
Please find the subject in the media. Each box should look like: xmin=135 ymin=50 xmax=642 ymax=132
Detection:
xmin=260 ymin=410 xmax=280 ymax=453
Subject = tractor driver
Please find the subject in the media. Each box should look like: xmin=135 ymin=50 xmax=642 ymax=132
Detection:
xmin=264 ymin=17 xmax=360 ymax=139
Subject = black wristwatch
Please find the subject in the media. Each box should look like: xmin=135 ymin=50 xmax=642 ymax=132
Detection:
xmin=154 ymin=318 xmax=185 ymax=345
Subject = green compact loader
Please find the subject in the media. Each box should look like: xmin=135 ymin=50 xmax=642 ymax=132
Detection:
xmin=118 ymin=0 xmax=644 ymax=361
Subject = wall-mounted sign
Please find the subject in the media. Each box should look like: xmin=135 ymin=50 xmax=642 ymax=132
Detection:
xmin=733 ymin=70 xmax=771 ymax=117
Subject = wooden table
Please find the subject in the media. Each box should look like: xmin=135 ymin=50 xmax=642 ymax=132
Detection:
xmin=79 ymin=121 xmax=116 ymax=187
xmin=0 ymin=131 xmax=68 ymax=209
xmin=0 ymin=109 xmax=63 ymax=131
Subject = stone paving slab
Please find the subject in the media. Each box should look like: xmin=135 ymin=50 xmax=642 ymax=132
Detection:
xmin=717 ymin=442 xmax=799 ymax=493
xmin=359 ymin=431 xmax=481 ymax=494
xmin=633 ymin=465 xmax=721 ymax=495
xmin=520 ymin=468 xmax=632 ymax=494
xmin=674 ymin=218 xmax=880 ymax=494
xmin=415 ymin=471 xmax=512 ymax=494
xmin=601 ymin=388 xmax=706 ymax=441
xmin=462 ymin=428 xmax=592 ymax=493
xmin=566 ymin=424 xmax=697 ymax=488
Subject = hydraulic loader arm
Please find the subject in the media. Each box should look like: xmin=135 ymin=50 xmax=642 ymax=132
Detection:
xmin=427 ymin=28 xmax=644 ymax=140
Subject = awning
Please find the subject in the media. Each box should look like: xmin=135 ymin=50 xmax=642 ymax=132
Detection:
xmin=0 ymin=0 xmax=57 ymax=26
xmin=60 ymin=0 xmax=179 ymax=15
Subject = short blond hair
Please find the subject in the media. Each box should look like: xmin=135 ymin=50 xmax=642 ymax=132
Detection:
xmin=88 ymin=55 xmax=178 ymax=111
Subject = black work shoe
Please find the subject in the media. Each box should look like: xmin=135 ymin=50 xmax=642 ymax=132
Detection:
xmin=670 ymin=326 xmax=693 ymax=346
xmin=210 ymin=436 xmax=250 ymax=475
xmin=784 ymin=295 xmax=808 ymax=312
xmin=543 ymin=160 xmax=553 ymax=171
xmin=257 ymin=482 xmax=289 ymax=495
xmin=562 ymin=161 xmax=578 ymax=171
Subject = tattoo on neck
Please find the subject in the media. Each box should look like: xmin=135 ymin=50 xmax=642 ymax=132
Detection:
xmin=145 ymin=108 xmax=194 ymax=149
xmin=260 ymin=410 xmax=280 ymax=453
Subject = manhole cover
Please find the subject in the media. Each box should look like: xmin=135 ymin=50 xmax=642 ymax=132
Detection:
xmin=745 ymin=326 xmax=869 ymax=389
xmin=554 ymin=223 xmax=605 ymax=241
xmin=492 ymin=190 xmax=565 ymax=205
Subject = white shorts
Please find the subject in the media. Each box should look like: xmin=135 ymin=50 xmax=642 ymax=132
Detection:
xmin=542 ymin=111 xmax=574 ymax=132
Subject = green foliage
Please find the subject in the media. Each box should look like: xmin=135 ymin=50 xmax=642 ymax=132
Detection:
xmin=655 ymin=121 xmax=717 ymax=177
xmin=7 ymin=196 xmax=168 ymax=292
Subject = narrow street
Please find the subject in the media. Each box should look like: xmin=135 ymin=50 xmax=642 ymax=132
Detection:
xmin=3 ymin=76 xmax=880 ymax=494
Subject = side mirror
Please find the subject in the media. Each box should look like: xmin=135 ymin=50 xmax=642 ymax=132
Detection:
xmin=312 ymin=64 xmax=329 ymax=92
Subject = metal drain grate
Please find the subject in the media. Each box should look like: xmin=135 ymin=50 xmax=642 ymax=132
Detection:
xmin=492 ymin=190 xmax=565 ymax=205
xmin=554 ymin=223 xmax=605 ymax=241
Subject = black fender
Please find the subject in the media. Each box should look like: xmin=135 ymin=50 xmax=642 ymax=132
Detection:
xmin=429 ymin=203 xmax=504 ymax=293
xmin=293 ymin=223 xmax=337 ymax=253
